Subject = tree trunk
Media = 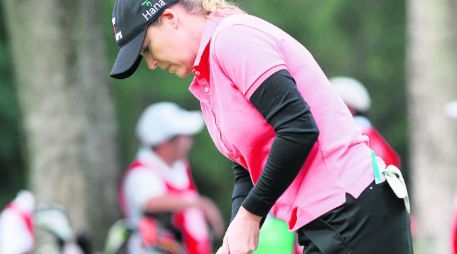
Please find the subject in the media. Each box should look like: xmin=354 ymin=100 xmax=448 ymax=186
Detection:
xmin=407 ymin=0 xmax=457 ymax=253
xmin=3 ymin=0 xmax=120 ymax=249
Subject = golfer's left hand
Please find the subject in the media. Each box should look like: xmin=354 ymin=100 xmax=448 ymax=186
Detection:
xmin=216 ymin=206 xmax=262 ymax=254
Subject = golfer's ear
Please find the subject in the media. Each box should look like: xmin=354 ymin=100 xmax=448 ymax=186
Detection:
xmin=161 ymin=9 xmax=178 ymax=26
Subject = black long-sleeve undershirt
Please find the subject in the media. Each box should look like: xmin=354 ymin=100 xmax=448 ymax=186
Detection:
xmin=231 ymin=69 xmax=319 ymax=221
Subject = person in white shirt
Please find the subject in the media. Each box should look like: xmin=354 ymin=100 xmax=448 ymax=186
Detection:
xmin=0 ymin=190 xmax=35 ymax=254
xmin=119 ymin=102 xmax=224 ymax=254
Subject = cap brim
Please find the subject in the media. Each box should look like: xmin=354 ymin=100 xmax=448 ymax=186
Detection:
xmin=174 ymin=111 xmax=204 ymax=136
xmin=110 ymin=30 xmax=147 ymax=79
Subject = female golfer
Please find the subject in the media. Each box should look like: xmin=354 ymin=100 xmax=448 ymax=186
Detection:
xmin=110 ymin=0 xmax=413 ymax=253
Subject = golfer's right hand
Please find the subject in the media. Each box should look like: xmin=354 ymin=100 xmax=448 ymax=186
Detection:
xmin=216 ymin=243 xmax=229 ymax=254
xmin=217 ymin=206 xmax=261 ymax=254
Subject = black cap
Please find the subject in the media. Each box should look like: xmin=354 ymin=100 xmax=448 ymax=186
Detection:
xmin=110 ymin=0 xmax=179 ymax=79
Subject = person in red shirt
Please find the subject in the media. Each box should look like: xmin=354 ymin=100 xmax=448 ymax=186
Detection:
xmin=331 ymin=76 xmax=401 ymax=167
xmin=119 ymin=102 xmax=224 ymax=254
xmin=0 ymin=190 xmax=35 ymax=254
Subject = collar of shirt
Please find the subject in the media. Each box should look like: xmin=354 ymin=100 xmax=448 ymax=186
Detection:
xmin=189 ymin=16 xmax=223 ymax=101
xmin=192 ymin=15 xmax=222 ymax=71
xmin=137 ymin=148 xmax=171 ymax=170
xmin=136 ymin=148 xmax=189 ymax=187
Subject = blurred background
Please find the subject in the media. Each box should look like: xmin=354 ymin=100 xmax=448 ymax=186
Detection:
xmin=0 ymin=0 xmax=456 ymax=253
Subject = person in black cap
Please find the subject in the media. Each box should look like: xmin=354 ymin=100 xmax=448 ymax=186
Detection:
xmin=110 ymin=0 xmax=242 ymax=79
xmin=110 ymin=1 xmax=413 ymax=254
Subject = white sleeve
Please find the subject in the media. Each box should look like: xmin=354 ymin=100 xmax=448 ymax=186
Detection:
xmin=0 ymin=211 xmax=34 ymax=254
xmin=123 ymin=169 xmax=166 ymax=215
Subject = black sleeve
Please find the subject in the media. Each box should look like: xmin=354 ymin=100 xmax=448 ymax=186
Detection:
xmin=231 ymin=162 xmax=253 ymax=221
xmin=241 ymin=69 xmax=320 ymax=217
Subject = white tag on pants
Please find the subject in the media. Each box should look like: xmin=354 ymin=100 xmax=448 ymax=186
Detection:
xmin=376 ymin=158 xmax=411 ymax=214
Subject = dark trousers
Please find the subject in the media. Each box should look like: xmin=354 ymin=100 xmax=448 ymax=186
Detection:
xmin=296 ymin=181 xmax=413 ymax=254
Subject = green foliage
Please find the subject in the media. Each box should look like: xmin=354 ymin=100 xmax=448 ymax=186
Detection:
xmin=0 ymin=2 xmax=25 ymax=208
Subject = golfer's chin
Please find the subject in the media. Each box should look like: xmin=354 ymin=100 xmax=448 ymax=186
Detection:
xmin=174 ymin=68 xmax=192 ymax=78
xmin=175 ymin=72 xmax=190 ymax=78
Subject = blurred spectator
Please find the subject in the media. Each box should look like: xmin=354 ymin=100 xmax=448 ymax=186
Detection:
xmin=331 ymin=76 xmax=401 ymax=167
xmin=0 ymin=191 xmax=87 ymax=254
xmin=33 ymin=206 xmax=87 ymax=254
xmin=0 ymin=190 xmax=35 ymax=254
xmin=118 ymin=102 xmax=224 ymax=254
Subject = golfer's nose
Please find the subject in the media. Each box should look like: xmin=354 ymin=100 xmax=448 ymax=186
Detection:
xmin=145 ymin=57 xmax=158 ymax=70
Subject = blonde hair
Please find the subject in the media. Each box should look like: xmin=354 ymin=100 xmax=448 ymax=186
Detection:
xmin=178 ymin=0 xmax=245 ymax=15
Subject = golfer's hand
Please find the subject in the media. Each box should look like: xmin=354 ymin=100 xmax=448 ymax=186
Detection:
xmin=216 ymin=206 xmax=261 ymax=254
